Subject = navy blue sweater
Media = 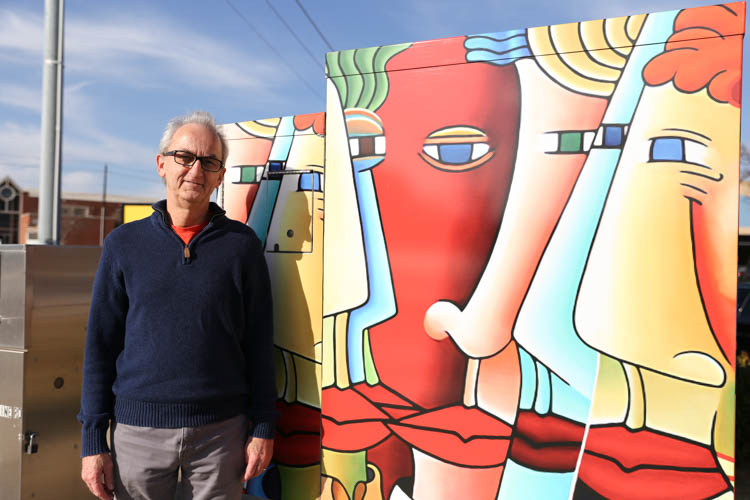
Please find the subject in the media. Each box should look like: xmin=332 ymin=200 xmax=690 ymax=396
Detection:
xmin=78 ymin=201 xmax=277 ymax=457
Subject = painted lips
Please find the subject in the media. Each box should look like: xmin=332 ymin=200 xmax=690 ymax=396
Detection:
xmin=576 ymin=425 xmax=732 ymax=499
xmin=322 ymin=383 xmax=514 ymax=467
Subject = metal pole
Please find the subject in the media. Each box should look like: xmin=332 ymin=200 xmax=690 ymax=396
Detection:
xmin=99 ymin=164 xmax=107 ymax=245
xmin=38 ymin=0 xmax=63 ymax=244
xmin=52 ymin=0 xmax=65 ymax=244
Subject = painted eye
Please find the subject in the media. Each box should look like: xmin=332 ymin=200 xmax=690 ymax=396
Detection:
xmin=541 ymin=130 xmax=596 ymax=153
xmin=298 ymin=172 xmax=322 ymax=192
xmin=649 ymin=137 xmax=708 ymax=167
xmin=419 ymin=126 xmax=494 ymax=172
xmin=266 ymin=160 xmax=287 ymax=178
xmin=345 ymin=108 xmax=386 ymax=172
xmin=229 ymin=165 xmax=263 ymax=184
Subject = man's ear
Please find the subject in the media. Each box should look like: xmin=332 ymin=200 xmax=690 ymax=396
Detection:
xmin=156 ymin=153 xmax=166 ymax=179
xmin=215 ymin=167 xmax=226 ymax=189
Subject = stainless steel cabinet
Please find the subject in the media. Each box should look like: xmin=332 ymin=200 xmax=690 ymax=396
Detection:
xmin=0 ymin=245 xmax=101 ymax=500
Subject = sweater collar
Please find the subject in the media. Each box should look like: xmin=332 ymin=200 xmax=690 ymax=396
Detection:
xmin=151 ymin=199 xmax=226 ymax=227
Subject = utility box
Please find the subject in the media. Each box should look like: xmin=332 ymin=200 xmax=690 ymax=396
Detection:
xmin=0 ymin=245 xmax=101 ymax=500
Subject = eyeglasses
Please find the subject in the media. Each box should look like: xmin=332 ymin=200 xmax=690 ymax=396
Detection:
xmin=163 ymin=150 xmax=224 ymax=172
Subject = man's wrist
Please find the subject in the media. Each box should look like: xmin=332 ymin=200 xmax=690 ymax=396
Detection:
xmin=81 ymin=426 xmax=110 ymax=458
xmin=249 ymin=420 xmax=275 ymax=439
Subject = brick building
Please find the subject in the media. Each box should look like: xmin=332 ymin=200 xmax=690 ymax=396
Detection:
xmin=0 ymin=178 xmax=156 ymax=245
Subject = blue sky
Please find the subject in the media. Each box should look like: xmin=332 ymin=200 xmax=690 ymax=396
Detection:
xmin=0 ymin=0 xmax=745 ymax=197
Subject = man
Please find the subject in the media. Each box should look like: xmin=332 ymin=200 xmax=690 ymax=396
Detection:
xmin=78 ymin=111 xmax=277 ymax=500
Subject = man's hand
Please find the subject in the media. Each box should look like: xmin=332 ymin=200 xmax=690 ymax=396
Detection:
xmin=243 ymin=436 xmax=274 ymax=481
xmin=81 ymin=453 xmax=115 ymax=500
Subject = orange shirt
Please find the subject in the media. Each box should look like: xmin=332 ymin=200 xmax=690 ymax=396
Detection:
xmin=171 ymin=222 xmax=208 ymax=245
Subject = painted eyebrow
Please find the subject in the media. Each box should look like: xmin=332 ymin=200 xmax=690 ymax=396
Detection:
xmin=661 ymin=128 xmax=712 ymax=143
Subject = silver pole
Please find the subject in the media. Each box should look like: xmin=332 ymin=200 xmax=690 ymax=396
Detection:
xmin=38 ymin=0 xmax=63 ymax=244
xmin=51 ymin=0 xmax=64 ymax=244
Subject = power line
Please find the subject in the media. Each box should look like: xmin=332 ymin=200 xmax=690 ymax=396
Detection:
xmin=294 ymin=0 xmax=333 ymax=52
xmin=68 ymin=164 xmax=158 ymax=184
xmin=263 ymin=0 xmax=322 ymax=69
xmin=224 ymin=0 xmax=323 ymax=99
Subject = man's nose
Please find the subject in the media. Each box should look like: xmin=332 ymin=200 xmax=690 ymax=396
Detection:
xmin=185 ymin=161 xmax=205 ymax=178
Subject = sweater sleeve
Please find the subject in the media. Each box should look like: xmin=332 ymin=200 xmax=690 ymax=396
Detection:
xmin=78 ymin=239 xmax=128 ymax=456
xmin=245 ymin=239 xmax=279 ymax=439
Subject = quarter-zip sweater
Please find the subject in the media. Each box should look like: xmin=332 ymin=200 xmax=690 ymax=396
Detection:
xmin=78 ymin=200 xmax=277 ymax=457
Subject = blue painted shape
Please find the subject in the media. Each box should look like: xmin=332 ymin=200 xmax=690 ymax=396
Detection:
xmin=352 ymin=157 xmax=383 ymax=173
xmin=518 ymin=347 xmax=536 ymax=410
xmin=602 ymin=11 xmax=678 ymax=124
xmin=247 ymin=179 xmax=280 ymax=246
xmin=347 ymin=168 xmax=397 ymax=383
xmin=268 ymin=160 xmax=285 ymax=172
xmin=497 ymin=459 xmax=575 ymax=500
xmin=464 ymin=33 xmax=529 ymax=55
xmin=246 ymin=116 xmax=295 ymax=244
xmin=268 ymin=116 xmax=295 ymax=161
xmin=298 ymin=172 xmax=321 ymax=191
xmin=550 ymin=371 xmax=590 ymax=422
xmin=534 ymin=360 xmax=551 ymax=415
xmin=439 ymin=144 xmax=473 ymax=164
xmin=650 ymin=137 xmax=683 ymax=161
xmin=603 ymin=126 xmax=623 ymax=147
xmin=470 ymin=28 xmax=527 ymax=41
xmin=464 ymin=30 xmax=531 ymax=65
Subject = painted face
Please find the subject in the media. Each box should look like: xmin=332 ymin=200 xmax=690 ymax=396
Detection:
xmin=364 ymin=43 xmax=521 ymax=408
xmin=575 ymin=83 xmax=738 ymax=386
xmin=157 ymin=123 xmax=225 ymax=210
xmin=265 ymin=127 xmax=325 ymax=356
xmin=221 ymin=123 xmax=273 ymax=224
xmin=424 ymin=58 xmax=609 ymax=361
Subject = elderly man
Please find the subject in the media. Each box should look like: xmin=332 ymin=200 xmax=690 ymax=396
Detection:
xmin=78 ymin=111 xmax=277 ymax=499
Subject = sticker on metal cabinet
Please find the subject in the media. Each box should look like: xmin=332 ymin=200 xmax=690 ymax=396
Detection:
xmin=0 ymin=404 xmax=22 ymax=420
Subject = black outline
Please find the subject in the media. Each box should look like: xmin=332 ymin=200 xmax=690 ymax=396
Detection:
xmin=363 ymin=46 xmax=383 ymax=111
xmin=578 ymin=19 xmax=624 ymax=70
xmin=687 ymin=200 xmax=732 ymax=367
xmin=680 ymin=170 xmax=724 ymax=182
xmin=662 ymin=128 xmax=712 ymax=143
xmin=682 ymin=182 xmax=708 ymax=194
xmin=549 ymin=26 xmax=622 ymax=86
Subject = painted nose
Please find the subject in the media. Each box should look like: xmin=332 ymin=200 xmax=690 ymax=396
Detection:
xmin=423 ymin=232 xmax=515 ymax=359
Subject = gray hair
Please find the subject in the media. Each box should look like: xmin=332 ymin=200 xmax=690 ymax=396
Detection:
xmin=158 ymin=110 xmax=229 ymax=163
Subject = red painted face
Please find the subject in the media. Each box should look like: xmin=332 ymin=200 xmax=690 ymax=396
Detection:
xmin=368 ymin=41 xmax=521 ymax=408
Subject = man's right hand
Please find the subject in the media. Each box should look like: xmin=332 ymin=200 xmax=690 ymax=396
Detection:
xmin=81 ymin=453 xmax=115 ymax=500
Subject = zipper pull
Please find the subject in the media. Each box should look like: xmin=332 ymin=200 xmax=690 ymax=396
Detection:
xmin=184 ymin=246 xmax=190 ymax=259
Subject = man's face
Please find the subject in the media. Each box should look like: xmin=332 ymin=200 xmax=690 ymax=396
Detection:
xmin=157 ymin=123 xmax=225 ymax=208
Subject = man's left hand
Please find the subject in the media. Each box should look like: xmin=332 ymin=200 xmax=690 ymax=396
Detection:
xmin=243 ymin=436 xmax=274 ymax=481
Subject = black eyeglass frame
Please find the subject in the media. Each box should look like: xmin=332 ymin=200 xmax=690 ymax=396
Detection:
xmin=163 ymin=150 xmax=225 ymax=172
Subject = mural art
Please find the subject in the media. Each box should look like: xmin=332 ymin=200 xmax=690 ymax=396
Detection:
xmin=218 ymin=3 xmax=742 ymax=499
xmin=320 ymin=3 xmax=742 ymax=499
xmin=219 ymin=113 xmax=325 ymax=500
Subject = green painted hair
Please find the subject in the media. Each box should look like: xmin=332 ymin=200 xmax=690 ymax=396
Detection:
xmin=326 ymin=43 xmax=410 ymax=111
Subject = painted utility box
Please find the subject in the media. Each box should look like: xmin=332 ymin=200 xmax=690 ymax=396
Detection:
xmin=321 ymin=3 xmax=742 ymax=499
xmin=219 ymin=113 xmax=325 ymax=500
xmin=221 ymin=3 xmax=743 ymax=499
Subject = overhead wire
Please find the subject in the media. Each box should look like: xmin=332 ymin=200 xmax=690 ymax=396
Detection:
xmin=294 ymin=0 xmax=334 ymax=52
xmin=224 ymin=0 xmax=323 ymax=99
xmin=262 ymin=0 xmax=322 ymax=69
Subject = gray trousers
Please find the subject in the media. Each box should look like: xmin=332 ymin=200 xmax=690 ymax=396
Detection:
xmin=110 ymin=415 xmax=247 ymax=500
